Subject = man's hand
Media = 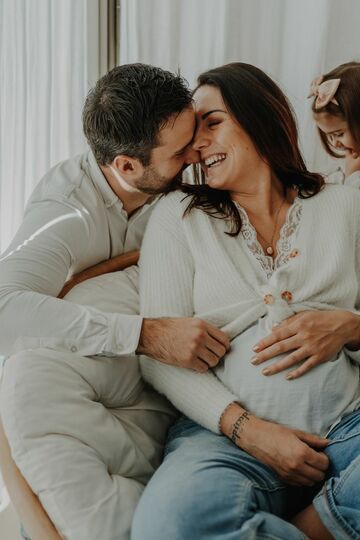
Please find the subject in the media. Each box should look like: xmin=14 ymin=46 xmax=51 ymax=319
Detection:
xmin=220 ymin=403 xmax=329 ymax=486
xmin=251 ymin=310 xmax=360 ymax=380
xmin=137 ymin=318 xmax=230 ymax=372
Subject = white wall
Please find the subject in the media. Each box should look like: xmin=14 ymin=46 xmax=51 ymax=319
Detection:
xmin=119 ymin=0 xmax=360 ymax=172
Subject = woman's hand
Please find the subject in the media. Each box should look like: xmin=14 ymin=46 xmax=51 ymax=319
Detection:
xmin=58 ymin=250 xmax=139 ymax=298
xmin=220 ymin=403 xmax=329 ymax=486
xmin=251 ymin=310 xmax=360 ymax=379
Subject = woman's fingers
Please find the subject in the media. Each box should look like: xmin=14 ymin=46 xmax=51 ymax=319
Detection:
xmin=285 ymin=355 xmax=324 ymax=380
xmin=253 ymin=325 xmax=297 ymax=357
xmin=258 ymin=348 xmax=307 ymax=376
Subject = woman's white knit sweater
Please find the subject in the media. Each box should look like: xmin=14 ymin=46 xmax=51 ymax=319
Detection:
xmin=139 ymin=184 xmax=360 ymax=435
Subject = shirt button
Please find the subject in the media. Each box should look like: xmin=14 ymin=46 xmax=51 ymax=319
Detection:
xmin=281 ymin=291 xmax=293 ymax=302
xmin=263 ymin=294 xmax=275 ymax=305
xmin=289 ymin=248 xmax=299 ymax=258
xmin=71 ymin=346 xmax=77 ymax=352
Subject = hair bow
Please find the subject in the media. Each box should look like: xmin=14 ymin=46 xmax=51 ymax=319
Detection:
xmin=307 ymin=76 xmax=341 ymax=109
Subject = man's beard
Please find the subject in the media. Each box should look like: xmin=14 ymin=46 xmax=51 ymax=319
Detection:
xmin=134 ymin=166 xmax=184 ymax=195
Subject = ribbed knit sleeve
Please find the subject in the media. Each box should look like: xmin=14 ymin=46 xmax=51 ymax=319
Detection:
xmin=344 ymin=188 xmax=360 ymax=364
xmin=139 ymin=193 xmax=237 ymax=433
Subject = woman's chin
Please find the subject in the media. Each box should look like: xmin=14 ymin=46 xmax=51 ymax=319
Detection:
xmin=206 ymin=173 xmax=227 ymax=190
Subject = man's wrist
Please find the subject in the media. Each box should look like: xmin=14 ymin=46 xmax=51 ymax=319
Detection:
xmin=344 ymin=312 xmax=360 ymax=350
xmin=136 ymin=318 xmax=165 ymax=358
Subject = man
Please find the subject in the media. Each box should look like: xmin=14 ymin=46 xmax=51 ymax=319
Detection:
xmin=0 ymin=64 xmax=229 ymax=540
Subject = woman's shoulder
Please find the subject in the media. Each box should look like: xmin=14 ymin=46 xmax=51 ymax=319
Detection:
xmin=309 ymin=183 xmax=360 ymax=211
xmin=146 ymin=190 xmax=192 ymax=235
xmin=151 ymin=190 xmax=195 ymax=220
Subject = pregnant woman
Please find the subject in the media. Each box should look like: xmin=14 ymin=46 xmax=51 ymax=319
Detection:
xmin=132 ymin=63 xmax=360 ymax=540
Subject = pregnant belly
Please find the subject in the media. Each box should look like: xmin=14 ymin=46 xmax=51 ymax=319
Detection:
xmin=215 ymin=317 xmax=360 ymax=435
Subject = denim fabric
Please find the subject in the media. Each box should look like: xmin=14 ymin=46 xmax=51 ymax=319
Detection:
xmin=132 ymin=411 xmax=360 ymax=540
xmin=313 ymin=409 xmax=360 ymax=539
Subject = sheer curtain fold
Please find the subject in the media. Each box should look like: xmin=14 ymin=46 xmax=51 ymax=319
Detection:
xmin=119 ymin=0 xmax=360 ymax=173
xmin=0 ymin=0 xmax=115 ymax=510
xmin=0 ymin=0 xmax=118 ymax=253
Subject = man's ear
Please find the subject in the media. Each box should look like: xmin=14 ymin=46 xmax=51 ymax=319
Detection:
xmin=112 ymin=155 xmax=145 ymax=179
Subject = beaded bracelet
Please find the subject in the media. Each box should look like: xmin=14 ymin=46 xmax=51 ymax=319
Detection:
xmin=230 ymin=410 xmax=250 ymax=444
xmin=218 ymin=401 xmax=237 ymax=433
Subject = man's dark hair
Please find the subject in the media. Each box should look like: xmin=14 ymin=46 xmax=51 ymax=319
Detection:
xmin=82 ymin=63 xmax=192 ymax=166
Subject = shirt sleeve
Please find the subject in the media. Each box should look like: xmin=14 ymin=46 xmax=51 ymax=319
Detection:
xmin=0 ymin=199 xmax=142 ymax=358
xmin=139 ymin=195 xmax=238 ymax=434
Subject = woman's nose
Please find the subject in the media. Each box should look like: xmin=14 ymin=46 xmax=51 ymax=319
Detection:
xmin=191 ymin=127 xmax=208 ymax=152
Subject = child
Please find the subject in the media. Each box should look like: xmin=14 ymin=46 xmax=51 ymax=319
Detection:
xmin=308 ymin=61 xmax=360 ymax=188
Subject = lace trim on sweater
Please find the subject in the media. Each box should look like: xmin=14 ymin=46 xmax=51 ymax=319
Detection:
xmin=236 ymin=200 xmax=303 ymax=279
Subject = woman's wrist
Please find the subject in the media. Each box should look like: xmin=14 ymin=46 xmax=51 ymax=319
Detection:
xmin=219 ymin=401 xmax=256 ymax=449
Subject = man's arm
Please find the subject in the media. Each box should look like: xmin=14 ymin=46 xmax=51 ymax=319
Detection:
xmin=0 ymin=201 xmax=142 ymax=357
xmin=0 ymin=197 xmax=228 ymax=367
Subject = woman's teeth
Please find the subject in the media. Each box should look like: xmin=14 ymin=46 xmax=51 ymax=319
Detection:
xmin=204 ymin=153 xmax=226 ymax=168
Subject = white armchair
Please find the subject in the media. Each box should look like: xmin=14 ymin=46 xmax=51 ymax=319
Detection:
xmin=0 ymin=420 xmax=62 ymax=540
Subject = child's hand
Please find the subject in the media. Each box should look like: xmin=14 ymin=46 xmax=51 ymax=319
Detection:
xmin=344 ymin=149 xmax=360 ymax=177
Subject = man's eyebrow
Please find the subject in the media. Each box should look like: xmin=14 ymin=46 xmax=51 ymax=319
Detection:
xmin=201 ymin=109 xmax=227 ymax=120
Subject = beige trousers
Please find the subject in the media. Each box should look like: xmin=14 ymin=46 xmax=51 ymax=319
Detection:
xmin=1 ymin=348 xmax=176 ymax=540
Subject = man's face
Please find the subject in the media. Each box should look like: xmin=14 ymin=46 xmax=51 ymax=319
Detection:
xmin=134 ymin=107 xmax=199 ymax=194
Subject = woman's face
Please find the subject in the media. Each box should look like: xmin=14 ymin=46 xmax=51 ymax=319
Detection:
xmin=192 ymin=85 xmax=266 ymax=192
xmin=314 ymin=112 xmax=360 ymax=156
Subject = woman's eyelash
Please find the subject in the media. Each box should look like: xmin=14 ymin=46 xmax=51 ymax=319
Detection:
xmin=208 ymin=120 xmax=220 ymax=128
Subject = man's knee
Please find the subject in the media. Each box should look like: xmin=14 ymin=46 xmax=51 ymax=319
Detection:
xmin=0 ymin=349 xmax=84 ymax=449
xmin=1 ymin=350 xmax=40 ymax=418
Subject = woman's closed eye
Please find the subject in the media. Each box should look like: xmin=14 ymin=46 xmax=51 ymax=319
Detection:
xmin=207 ymin=120 xmax=221 ymax=129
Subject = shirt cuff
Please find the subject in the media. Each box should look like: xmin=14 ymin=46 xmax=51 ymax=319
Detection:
xmin=106 ymin=314 xmax=143 ymax=356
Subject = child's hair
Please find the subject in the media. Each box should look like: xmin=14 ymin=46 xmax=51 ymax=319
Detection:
xmin=310 ymin=61 xmax=360 ymax=157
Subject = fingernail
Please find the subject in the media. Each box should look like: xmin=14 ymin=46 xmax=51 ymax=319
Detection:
xmin=286 ymin=373 xmax=294 ymax=380
xmin=262 ymin=368 xmax=271 ymax=375
xmin=253 ymin=345 xmax=260 ymax=352
xmin=251 ymin=356 xmax=259 ymax=365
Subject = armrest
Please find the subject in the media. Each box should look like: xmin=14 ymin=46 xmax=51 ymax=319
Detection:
xmin=0 ymin=419 xmax=62 ymax=540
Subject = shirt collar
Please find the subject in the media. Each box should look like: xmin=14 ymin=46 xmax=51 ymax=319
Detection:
xmin=87 ymin=150 xmax=121 ymax=209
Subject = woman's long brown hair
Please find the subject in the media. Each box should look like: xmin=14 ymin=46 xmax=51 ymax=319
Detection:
xmin=182 ymin=63 xmax=323 ymax=236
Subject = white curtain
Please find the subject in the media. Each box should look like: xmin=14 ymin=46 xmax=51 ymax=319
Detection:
xmin=119 ymin=0 xmax=360 ymax=173
xmin=0 ymin=0 xmax=118 ymax=511
xmin=0 ymin=0 xmax=118 ymax=253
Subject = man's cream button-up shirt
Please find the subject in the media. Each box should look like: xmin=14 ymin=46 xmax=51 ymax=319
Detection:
xmin=0 ymin=151 xmax=157 ymax=359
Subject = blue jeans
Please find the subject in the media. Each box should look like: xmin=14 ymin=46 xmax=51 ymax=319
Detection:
xmin=132 ymin=410 xmax=360 ymax=540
